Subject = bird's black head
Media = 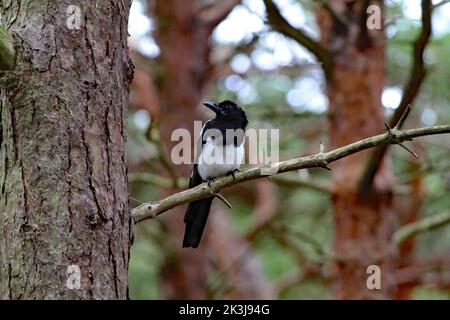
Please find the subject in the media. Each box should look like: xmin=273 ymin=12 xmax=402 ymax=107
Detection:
xmin=203 ymin=100 xmax=248 ymax=129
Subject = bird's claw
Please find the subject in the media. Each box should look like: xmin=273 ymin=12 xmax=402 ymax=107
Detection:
xmin=226 ymin=169 xmax=239 ymax=180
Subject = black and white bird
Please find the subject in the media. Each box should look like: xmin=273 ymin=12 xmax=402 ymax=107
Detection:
xmin=183 ymin=100 xmax=248 ymax=248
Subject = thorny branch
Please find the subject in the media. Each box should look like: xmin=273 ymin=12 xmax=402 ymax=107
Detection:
xmin=132 ymin=124 xmax=450 ymax=223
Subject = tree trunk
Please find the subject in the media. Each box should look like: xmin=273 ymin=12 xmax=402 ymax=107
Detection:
xmin=0 ymin=1 xmax=133 ymax=299
xmin=152 ymin=0 xmax=211 ymax=299
xmin=317 ymin=1 xmax=397 ymax=299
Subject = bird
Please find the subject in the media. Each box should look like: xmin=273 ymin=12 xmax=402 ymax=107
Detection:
xmin=183 ymin=100 xmax=248 ymax=248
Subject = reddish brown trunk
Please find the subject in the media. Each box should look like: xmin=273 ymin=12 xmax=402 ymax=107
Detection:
xmin=396 ymin=162 xmax=424 ymax=299
xmin=317 ymin=1 xmax=397 ymax=299
xmin=152 ymin=0 xmax=211 ymax=299
xmin=150 ymin=0 xmax=272 ymax=299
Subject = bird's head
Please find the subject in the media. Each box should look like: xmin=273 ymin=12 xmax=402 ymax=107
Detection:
xmin=203 ymin=100 xmax=248 ymax=129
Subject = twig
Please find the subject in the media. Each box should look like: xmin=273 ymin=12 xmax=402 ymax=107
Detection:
xmin=433 ymin=0 xmax=450 ymax=9
xmin=384 ymin=118 xmax=418 ymax=158
xmin=128 ymin=172 xmax=188 ymax=189
xmin=200 ymin=0 xmax=241 ymax=30
xmin=210 ymin=191 xmax=232 ymax=209
xmin=396 ymin=143 xmax=418 ymax=159
xmin=394 ymin=211 xmax=450 ymax=245
xmin=132 ymin=124 xmax=450 ymax=223
xmin=396 ymin=104 xmax=412 ymax=130
xmin=0 ymin=25 xmax=15 ymax=70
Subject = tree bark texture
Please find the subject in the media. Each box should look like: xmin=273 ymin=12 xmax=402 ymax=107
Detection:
xmin=317 ymin=1 xmax=398 ymax=299
xmin=0 ymin=0 xmax=133 ymax=299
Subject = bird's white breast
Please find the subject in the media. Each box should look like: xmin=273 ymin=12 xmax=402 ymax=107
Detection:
xmin=197 ymin=137 xmax=244 ymax=181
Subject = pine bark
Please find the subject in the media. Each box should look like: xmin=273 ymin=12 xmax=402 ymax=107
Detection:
xmin=0 ymin=1 xmax=133 ymax=299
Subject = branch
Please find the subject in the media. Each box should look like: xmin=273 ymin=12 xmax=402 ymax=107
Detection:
xmin=0 ymin=25 xmax=15 ymax=70
xmin=313 ymin=0 xmax=347 ymax=28
xmin=262 ymin=0 xmax=333 ymax=78
xmin=359 ymin=0 xmax=433 ymax=193
xmin=396 ymin=255 xmax=450 ymax=286
xmin=132 ymin=124 xmax=450 ymax=223
xmin=200 ymin=0 xmax=242 ymax=30
xmin=128 ymin=172 xmax=187 ymax=189
xmin=433 ymin=0 xmax=450 ymax=9
xmin=394 ymin=211 xmax=450 ymax=245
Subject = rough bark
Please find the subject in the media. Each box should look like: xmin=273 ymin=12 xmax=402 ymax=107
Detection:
xmin=0 ymin=0 xmax=133 ymax=299
xmin=317 ymin=1 xmax=397 ymax=299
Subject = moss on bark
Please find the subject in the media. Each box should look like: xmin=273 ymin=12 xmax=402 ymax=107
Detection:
xmin=0 ymin=25 xmax=15 ymax=70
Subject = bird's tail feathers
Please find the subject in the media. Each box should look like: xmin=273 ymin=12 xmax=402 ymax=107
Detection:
xmin=183 ymin=197 xmax=214 ymax=248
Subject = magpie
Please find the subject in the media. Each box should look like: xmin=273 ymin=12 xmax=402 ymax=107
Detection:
xmin=183 ymin=100 xmax=248 ymax=248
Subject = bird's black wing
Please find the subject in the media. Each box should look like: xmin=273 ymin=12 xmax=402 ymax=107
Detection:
xmin=182 ymin=122 xmax=214 ymax=248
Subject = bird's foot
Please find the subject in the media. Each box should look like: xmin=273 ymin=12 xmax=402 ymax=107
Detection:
xmin=206 ymin=177 xmax=215 ymax=188
xmin=226 ymin=169 xmax=240 ymax=180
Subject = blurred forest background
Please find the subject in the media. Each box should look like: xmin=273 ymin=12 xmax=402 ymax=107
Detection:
xmin=126 ymin=0 xmax=450 ymax=299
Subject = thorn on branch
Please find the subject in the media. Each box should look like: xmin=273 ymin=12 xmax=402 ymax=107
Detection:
xmin=384 ymin=122 xmax=393 ymax=132
xmin=318 ymin=142 xmax=331 ymax=169
xmin=320 ymin=159 xmax=332 ymax=171
xmin=395 ymin=104 xmax=412 ymax=130
xmin=385 ymin=118 xmax=418 ymax=159
xmin=210 ymin=191 xmax=232 ymax=209
xmin=397 ymin=143 xmax=419 ymax=159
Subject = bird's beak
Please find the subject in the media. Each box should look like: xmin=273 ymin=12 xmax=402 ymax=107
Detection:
xmin=202 ymin=102 xmax=221 ymax=114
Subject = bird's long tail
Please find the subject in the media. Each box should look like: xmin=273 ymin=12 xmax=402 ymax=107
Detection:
xmin=183 ymin=197 xmax=214 ymax=248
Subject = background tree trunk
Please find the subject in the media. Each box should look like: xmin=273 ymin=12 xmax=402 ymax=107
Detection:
xmin=0 ymin=0 xmax=133 ymax=299
xmin=317 ymin=1 xmax=397 ymax=299
xmin=148 ymin=0 xmax=273 ymax=299
xmin=151 ymin=0 xmax=211 ymax=299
